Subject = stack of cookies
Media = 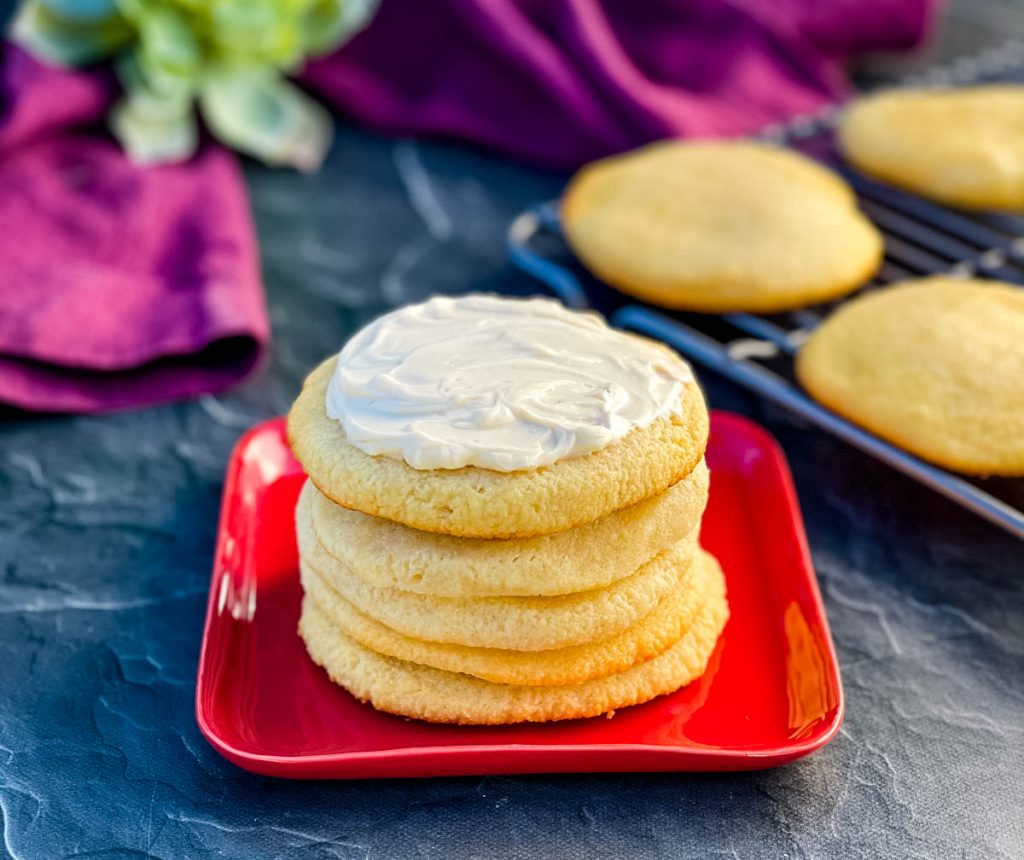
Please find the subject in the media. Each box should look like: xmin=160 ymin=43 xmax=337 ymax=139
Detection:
xmin=287 ymin=295 xmax=729 ymax=724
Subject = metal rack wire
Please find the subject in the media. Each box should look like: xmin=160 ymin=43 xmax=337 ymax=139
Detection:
xmin=506 ymin=41 xmax=1024 ymax=538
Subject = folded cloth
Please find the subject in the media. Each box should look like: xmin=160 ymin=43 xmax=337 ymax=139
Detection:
xmin=304 ymin=0 xmax=935 ymax=169
xmin=0 ymin=45 xmax=268 ymax=413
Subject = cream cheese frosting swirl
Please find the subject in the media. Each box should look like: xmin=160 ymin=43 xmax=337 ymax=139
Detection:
xmin=325 ymin=294 xmax=693 ymax=471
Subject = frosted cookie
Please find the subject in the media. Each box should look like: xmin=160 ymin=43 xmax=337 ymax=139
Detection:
xmin=561 ymin=141 xmax=883 ymax=313
xmin=296 ymin=499 xmax=698 ymax=651
xmin=288 ymin=295 xmax=708 ymax=538
xmin=839 ymin=85 xmax=1024 ymax=210
xmin=304 ymin=460 xmax=708 ymax=597
xmin=796 ymin=277 xmax=1024 ymax=475
xmin=298 ymin=558 xmax=728 ymax=724
xmin=302 ymin=547 xmax=719 ymax=686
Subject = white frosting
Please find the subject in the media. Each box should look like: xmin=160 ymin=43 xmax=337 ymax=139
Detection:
xmin=325 ymin=295 xmax=693 ymax=471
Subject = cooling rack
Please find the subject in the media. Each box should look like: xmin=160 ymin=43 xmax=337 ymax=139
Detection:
xmin=507 ymin=40 xmax=1024 ymax=538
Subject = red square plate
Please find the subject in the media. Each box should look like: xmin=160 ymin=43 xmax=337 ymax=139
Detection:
xmin=196 ymin=413 xmax=843 ymax=778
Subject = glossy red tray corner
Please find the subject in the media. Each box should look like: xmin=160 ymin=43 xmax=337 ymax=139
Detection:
xmin=196 ymin=413 xmax=843 ymax=778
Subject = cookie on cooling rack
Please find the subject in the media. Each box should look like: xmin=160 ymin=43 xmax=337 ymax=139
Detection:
xmin=839 ymin=85 xmax=1024 ymax=210
xmin=561 ymin=141 xmax=883 ymax=313
xmin=796 ymin=277 xmax=1024 ymax=476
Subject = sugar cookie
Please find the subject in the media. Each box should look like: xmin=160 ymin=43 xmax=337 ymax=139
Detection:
xmin=796 ymin=277 xmax=1024 ymax=475
xmin=562 ymin=141 xmax=882 ymax=312
xmin=839 ymin=85 xmax=1024 ymax=210
xmin=296 ymin=497 xmax=699 ymax=651
xmin=298 ymin=559 xmax=728 ymax=724
xmin=301 ymin=547 xmax=719 ymax=686
xmin=303 ymin=458 xmax=708 ymax=597
xmin=288 ymin=356 xmax=708 ymax=538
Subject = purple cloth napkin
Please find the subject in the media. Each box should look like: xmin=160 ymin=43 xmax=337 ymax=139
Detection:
xmin=305 ymin=0 xmax=935 ymax=169
xmin=0 ymin=45 xmax=268 ymax=413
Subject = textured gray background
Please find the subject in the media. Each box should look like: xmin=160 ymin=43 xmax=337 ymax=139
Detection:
xmin=1 ymin=3 xmax=1023 ymax=858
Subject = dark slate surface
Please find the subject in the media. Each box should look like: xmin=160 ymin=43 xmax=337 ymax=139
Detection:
xmin=2 ymin=21 xmax=1024 ymax=860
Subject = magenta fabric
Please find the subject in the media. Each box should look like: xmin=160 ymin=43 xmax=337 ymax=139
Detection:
xmin=0 ymin=45 xmax=268 ymax=413
xmin=305 ymin=0 xmax=936 ymax=169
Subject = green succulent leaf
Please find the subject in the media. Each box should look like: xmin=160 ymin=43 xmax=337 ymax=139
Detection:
xmin=112 ymin=0 xmax=161 ymax=24
xmin=37 ymin=0 xmax=122 ymax=23
xmin=303 ymin=0 xmax=378 ymax=57
xmin=116 ymin=47 xmax=194 ymax=113
xmin=202 ymin=1 xmax=294 ymax=68
xmin=10 ymin=0 xmax=132 ymax=65
xmin=110 ymin=87 xmax=197 ymax=164
xmin=137 ymin=6 xmax=200 ymax=81
xmin=200 ymin=66 xmax=332 ymax=171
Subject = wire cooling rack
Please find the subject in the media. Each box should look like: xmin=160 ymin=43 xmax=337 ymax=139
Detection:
xmin=507 ymin=41 xmax=1024 ymax=538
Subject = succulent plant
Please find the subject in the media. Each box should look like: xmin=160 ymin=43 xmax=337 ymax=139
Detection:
xmin=11 ymin=0 xmax=378 ymax=169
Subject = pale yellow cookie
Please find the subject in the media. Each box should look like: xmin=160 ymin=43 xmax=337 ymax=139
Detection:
xmin=304 ymin=459 xmax=708 ymax=597
xmin=562 ymin=140 xmax=883 ymax=313
xmin=301 ymin=546 xmax=718 ymax=686
xmin=296 ymin=494 xmax=698 ymax=650
xmin=839 ymin=85 xmax=1024 ymax=210
xmin=796 ymin=277 xmax=1024 ymax=476
xmin=298 ymin=558 xmax=728 ymax=724
xmin=288 ymin=357 xmax=709 ymax=538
